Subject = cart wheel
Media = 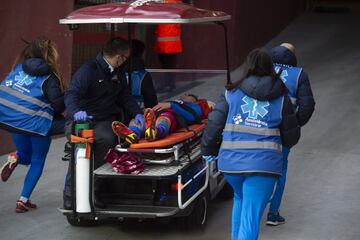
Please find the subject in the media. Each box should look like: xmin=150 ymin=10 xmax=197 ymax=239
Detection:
xmin=183 ymin=195 xmax=208 ymax=230
xmin=66 ymin=215 xmax=97 ymax=227
xmin=218 ymin=182 xmax=234 ymax=199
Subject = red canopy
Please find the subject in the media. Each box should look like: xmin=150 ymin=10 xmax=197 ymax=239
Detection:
xmin=59 ymin=1 xmax=230 ymax=24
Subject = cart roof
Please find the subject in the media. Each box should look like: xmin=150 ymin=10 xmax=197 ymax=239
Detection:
xmin=59 ymin=1 xmax=230 ymax=25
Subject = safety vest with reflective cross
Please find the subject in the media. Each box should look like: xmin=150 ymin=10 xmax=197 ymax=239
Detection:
xmin=218 ymin=89 xmax=284 ymax=175
xmin=125 ymin=70 xmax=147 ymax=109
xmin=0 ymin=64 xmax=53 ymax=136
xmin=274 ymin=63 xmax=302 ymax=108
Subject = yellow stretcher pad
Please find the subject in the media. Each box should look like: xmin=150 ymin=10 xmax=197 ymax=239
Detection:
xmin=130 ymin=121 xmax=206 ymax=149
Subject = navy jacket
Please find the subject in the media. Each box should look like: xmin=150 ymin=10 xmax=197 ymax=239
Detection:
xmin=201 ymin=75 xmax=300 ymax=156
xmin=271 ymin=46 xmax=315 ymax=126
xmin=23 ymin=58 xmax=65 ymax=135
xmin=65 ymin=53 xmax=142 ymax=121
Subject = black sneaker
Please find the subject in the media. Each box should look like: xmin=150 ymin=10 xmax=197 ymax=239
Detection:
xmin=266 ymin=212 xmax=285 ymax=226
xmin=62 ymin=142 xmax=72 ymax=161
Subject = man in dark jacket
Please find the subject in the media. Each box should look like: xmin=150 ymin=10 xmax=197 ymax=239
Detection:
xmin=266 ymin=43 xmax=315 ymax=226
xmin=63 ymin=37 xmax=144 ymax=209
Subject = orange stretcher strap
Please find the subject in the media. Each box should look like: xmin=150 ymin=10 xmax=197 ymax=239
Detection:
xmin=70 ymin=129 xmax=95 ymax=159
xmin=130 ymin=122 xmax=206 ymax=149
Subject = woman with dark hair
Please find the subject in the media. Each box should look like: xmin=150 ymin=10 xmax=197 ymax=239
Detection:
xmin=201 ymin=48 xmax=300 ymax=240
xmin=0 ymin=37 xmax=66 ymax=213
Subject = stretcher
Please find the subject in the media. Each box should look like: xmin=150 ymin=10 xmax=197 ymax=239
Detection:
xmin=116 ymin=121 xmax=206 ymax=165
xmin=129 ymin=121 xmax=205 ymax=149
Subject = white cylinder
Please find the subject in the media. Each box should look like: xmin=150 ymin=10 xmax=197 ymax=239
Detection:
xmin=75 ymin=147 xmax=91 ymax=213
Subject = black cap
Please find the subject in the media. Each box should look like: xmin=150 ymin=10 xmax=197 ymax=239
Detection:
xmin=270 ymin=46 xmax=298 ymax=67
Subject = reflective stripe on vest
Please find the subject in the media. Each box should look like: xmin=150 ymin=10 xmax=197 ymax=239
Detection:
xmin=0 ymin=64 xmax=53 ymax=136
xmin=274 ymin=63 xmax=302 ymax=107
xmin=157 ymin=36 xmax=181 ymax=42
xmin=156 ymin=24 xmax=182 ymax=54
xmin=224 ymin=123 xmax=280 ymax=136
xmin=221 ymin=140 xmax=282 ymax=152
xmin=0 ymin=85 xmax=50 ymax=109
xmin=0 ymin=98 xmax=52 ymax=120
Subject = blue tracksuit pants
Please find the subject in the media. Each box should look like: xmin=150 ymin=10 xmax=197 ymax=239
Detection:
xmin=224 ymin=174 xmax=277 ymax=240
xmin=12 ymin=133 xmax=51 ymax=199
xmin=269 ymin=147 xmax=290 ymax=213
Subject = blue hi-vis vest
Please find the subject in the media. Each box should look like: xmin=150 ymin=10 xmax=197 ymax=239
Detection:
xmin=218 ymin=89 xmax=284 ymax=175
xmin=274 ymin=63 xmax=302 ymax=107
xmin=0 ymin=64 xmax=53 ymax=136
xmin=125 ymin=70 xmax=147 ymax=109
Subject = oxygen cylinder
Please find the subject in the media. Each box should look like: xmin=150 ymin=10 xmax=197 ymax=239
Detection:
xmin=75 ymin=123 xmax=91 ymax=213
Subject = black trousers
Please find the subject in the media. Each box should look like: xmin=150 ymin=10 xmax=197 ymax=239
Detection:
xmin=63 ymin=119 xmax=117 ymax=208
xmin=158 ymin=53 xmax=178 ymax=89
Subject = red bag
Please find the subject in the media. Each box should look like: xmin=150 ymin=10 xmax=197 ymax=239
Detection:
xmin=104 ymin=149 xmax=144 ymax=175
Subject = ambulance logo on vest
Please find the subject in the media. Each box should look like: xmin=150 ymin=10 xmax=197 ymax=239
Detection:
xmin=16 ymin=71 xmax=35 ymax=86
xmin=5 ymin=80 xmax=13 ymax=87
xmin=241 ymin=96 xmax=269 ymax=127
xmin=232 ymin=114 xmax=243 ymax=124
xmin=274 ymin=65 xmax=289 ymax=83
xmin=12 ymin=71 xmax=35 ymax=93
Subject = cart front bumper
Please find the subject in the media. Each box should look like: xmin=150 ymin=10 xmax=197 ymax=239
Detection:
xmin=59 ymin=205 xmax=181 ymax=218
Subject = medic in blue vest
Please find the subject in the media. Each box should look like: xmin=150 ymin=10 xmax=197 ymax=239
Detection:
xmin=201 ymin=48 xmax=300 ymax=240
xmin=122 ymin=39 xmax=158 ymax=110
xmin=265 ymin=43 xmax=315 ymax=226
xmin=0 ymin=37 xmax=66 ymax=213
xmin=271 ymin=43 xmax=315 ymax=126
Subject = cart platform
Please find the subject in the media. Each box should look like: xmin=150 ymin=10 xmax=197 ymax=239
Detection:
xmin=94 ymin=144 xmax=201 ymax=179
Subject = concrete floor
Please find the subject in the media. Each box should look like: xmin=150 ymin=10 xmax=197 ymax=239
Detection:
xmin=1 ymin=9 xmax=360 ymax=240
